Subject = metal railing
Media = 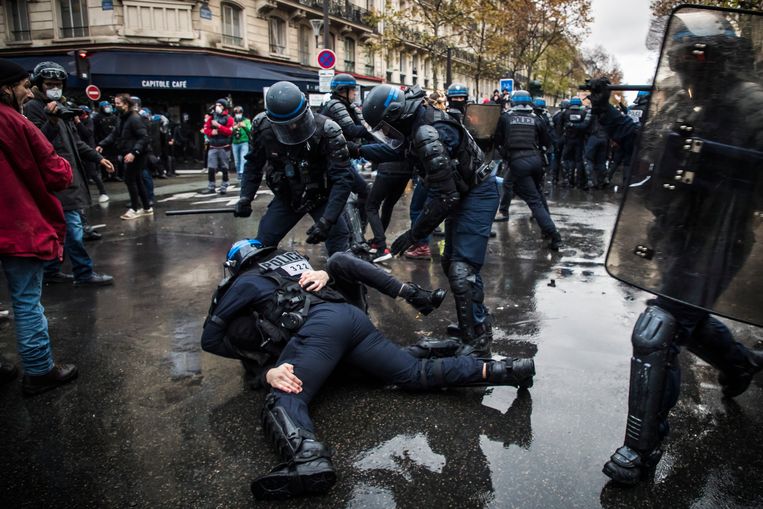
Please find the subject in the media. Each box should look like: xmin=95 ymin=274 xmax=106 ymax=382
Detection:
xmin=294 ymin=0 xmax=373 ymax=27
xmin=59 ymin=25 xmax=90 ymax=38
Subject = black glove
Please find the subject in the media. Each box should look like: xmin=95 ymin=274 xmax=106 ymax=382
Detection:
xmin=234 ymin=197 xmax=253 ymax=218
xmin=305 ymin=217 xmax=333 ymax=244
xmin=347 ymin=141 xmax=361 ymax=158
xmin=588 ymin=77 xmax=612 ymax=113
xmin=391 ymin=230 xmax=416 ymax=256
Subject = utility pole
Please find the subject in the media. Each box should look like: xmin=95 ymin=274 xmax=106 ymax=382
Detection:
xmin=446 ymin=47 xmax=452 ymax=89
xmin=323 ymin=0 xmax=330 ymax=49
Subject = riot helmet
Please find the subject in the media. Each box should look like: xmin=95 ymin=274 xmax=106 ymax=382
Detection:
xmin=363 ymin=84 xmax=424 ymax=149
xmin=569 ymin=97 xmax=583 ymax=108
xmin=225 ymin=239 xmax=276 ymax=278
xmin=265 ymin=81 xmax=316 ymax=145
xmin=331 ymin=73 xmax=357 ymax=94
xmin=511 ymin=90 xmax=533 ymax=112
xmin=634 ymin=90 xmax=651 ymax=106
xmin=559 ymin=99 xmax=570 ymax=110
xmin=446 ymin=82 xmax=469 ymax=112
xmin=533 ymin=98 xmax=546 ymax=109
xmin=31 ymin=61 xmax=67 ymax=88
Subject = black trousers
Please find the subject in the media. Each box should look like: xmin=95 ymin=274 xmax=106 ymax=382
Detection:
xmin=123 ymin=155 xmax=151 ymax=210
xmin=366 ymin=173 xmax=410 ymax=246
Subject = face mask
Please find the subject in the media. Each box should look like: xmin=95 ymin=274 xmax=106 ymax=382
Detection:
xmin=235 ymin=114 xmax=242 ymax=121
xmin=104 ymin=106 xmax=113 ymax=114
xmin=215 ymin=106 xmax=224 ymax=114
xmin=46 ymin=88 xmax=62 ymax=101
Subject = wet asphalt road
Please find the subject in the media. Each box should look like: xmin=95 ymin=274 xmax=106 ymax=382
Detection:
xmin=1 ymin=176 xmax=761 ymax=509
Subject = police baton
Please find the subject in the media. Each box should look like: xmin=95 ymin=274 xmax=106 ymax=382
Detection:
xmin=165 ymin=208 xmax=236 ymax=216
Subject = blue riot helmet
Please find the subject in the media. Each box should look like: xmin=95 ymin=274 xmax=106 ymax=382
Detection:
xmin=225 ymin=239 xmax=277 ymax=277
xmin=362 ymin=84 xmax=424 ymax=148
xmin=330 ymin=73 xmax=357 ymax=94
xmin=569 ymin=97 xmax=583 ymax=108
xmin=634 ymin=90 xmax=651 ymax=106
xmin=533 ymin=98 xmax=546 ymax=109
xmin=446 ymin=83 xmax=469 ymax=99
xmin=559 ymin=99 xmax=570 ymax=110
xmin=511 ymin=90 xmax=533 ymax=111
xmin=265 ymin=81 xmax=316 ymax=145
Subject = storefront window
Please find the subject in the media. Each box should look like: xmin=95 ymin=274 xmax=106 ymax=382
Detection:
xmin=269 ymin=17 xmax=286 ymax=55
xmin=221 ymin=3 xmax=243 ymax=47
xmin=299 ymin=25 xmax=311 ymax=66
xmin=6 ymin=0 xmax=30 ymax=42
xmin=344 ymin=38 xmax=355 ymax=73
xmin=59 ymin=0 xmax=89 ymax=38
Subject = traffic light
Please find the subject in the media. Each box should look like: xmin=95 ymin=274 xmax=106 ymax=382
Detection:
xmin=75 ymin=49 xmax=90 ymax=80
xmin=528 ymin=79 xmax=543 ymax=98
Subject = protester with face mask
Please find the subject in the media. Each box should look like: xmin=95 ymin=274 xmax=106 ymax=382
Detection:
xmin=231 ymin=106 xmax=252 ymax=182
xmin=202 ymin=98 xmax=235 ymax=194
xmin=93 ymin=100 xmax=120 ymax=181
xmin=0 ymin=58 xmax=80 ymax=395
xmin=23 ymin=61 xmax=115 ymax=286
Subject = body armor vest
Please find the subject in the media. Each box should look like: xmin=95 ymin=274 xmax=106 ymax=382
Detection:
xmin=502 ymin=111 xmax=539 ymax=156
xmin=264 ymin=117 xmax=332 ymax=213
xmin=564 ymin=107 xmax=587 ymax=138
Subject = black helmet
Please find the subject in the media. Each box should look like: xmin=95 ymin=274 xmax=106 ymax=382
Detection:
xmin=265 ymin=81 xmax=316 ymax=145
xmin=330 ymin=73 xmax=357 ymax=94
xmin=446 ymin=83 xmax=468 ymax=99
xmin=225 ymin=239 xmax=276 ymax=278
xmin=31 ymin=61 xmax=67 ymax=87
xmin=362 ymin=84 xmax=423 ymax=148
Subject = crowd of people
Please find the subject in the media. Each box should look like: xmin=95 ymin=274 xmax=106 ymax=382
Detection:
xmin=1 ymin=7 xmax=761 ymax=503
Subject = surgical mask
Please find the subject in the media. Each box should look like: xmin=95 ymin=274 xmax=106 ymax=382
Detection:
xmin=215 ymin=106 xmax=224 ymax=114
xmin=103 ymin=106 xmax=113 ymax=114
xmin=235 ymin=114 xmax=242 ymax=121
xmin=46 ymin=87 xmax=62 ymax=101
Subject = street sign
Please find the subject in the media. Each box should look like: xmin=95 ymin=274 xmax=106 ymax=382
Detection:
xmin=85 ymin=84 xmax=101 ymax=101
xmin=499 ymin=79 xmax=514 ymax=94
xmin=317 ymin=49 xmax=336 ymax=70
xmin=319 ymin=69 xmax=334 ymax=93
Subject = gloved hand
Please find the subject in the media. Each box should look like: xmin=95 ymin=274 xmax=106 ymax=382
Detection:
xmin=391 ymin=230 xmax=416 ymax=256
xmin=234 ymin=197 xmax=253 ymax=218
xmin=305 ymin=217 xmax=333 ymax=244
xmin=347 ymin=141 xmax=361 ymax=158
xmin=588 ymin=77 xmax=612 ymax=113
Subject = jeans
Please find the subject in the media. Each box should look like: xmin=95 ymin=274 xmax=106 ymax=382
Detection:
xmin=142 ymin=169 xmax=155 ymax=203
xmin=45 ymin=210 xmax=94 ymax=281
xmin=409 ymin=177 xmax=431 ymax=245
xmin=273 ymin=303 xmax=483 ymax=432
xmin=1 ymin=256 xmax=55 ymax=375
xmin=257 ymin=196 xmax=350 ymax=255
xmin=232 ymin=142 xmax=249 ymax=180
xmin=506 ymin=155 xmax=557 ymax=235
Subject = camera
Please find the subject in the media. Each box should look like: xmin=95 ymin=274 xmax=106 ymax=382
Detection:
xmin=48 ymin=104 xmax=84 ymax=120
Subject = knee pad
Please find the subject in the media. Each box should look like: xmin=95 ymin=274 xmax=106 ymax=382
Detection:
xmin=448 ymin=261 xmax=477 ymax=295
xmin=631 ymin=305 xmax=677 ymax=355
xmin=416 ymin=358 xmax=447 ymax=390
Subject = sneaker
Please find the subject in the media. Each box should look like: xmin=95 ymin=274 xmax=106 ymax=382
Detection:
xmin=73 ymin=273 xmax=114 ymax=287
xmin=404 ymin=244 xmax=432 ymax=260
xmin=22 ymin=363 xmax=78 ymax=396
xmin=44 ymin=271 xmax=74 ymax=284
xmin=120 ymin=209 xmax=141 ymax=220
xmin=200 ymin=188 xmax=216 ymax=195
xmin=218 ymin=187 xmax=228 ymax=195
xmin=98 ymin=194 xmax=110 ymax=203
xmin=494 ymin=210 xmax=509 ymax=222
xmin=140 ymin=208 xmax=154 ymax=216
xmin=373 ymin=248 xmax=393 ymax=263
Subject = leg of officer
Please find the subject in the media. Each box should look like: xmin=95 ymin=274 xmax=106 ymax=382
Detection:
xmin=308 ymin=203 xmax=350 ymax=255
xmin=512 ymin=156 xmax=559 ymax=238
xmin=256 ymin=196 xmax=306 ymax=248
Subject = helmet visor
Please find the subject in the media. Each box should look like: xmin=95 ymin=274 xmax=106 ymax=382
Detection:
xmin=270 ymin=107 xmax=317 ymax=145
xmin=370 ymin=121 xmax=405 ymax=150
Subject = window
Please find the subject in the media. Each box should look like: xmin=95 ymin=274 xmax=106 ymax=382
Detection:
xmin=299 ymin=26 xmax=312 ymax=66
xmin=399 ymin=51 xmax=406 ymax=73
xmin=269 ymin=17 xmax=286 ymax=55
xmin=364 ymin=46 xmax=375 ymax=76
xmin=411 ymin=54 xmax=418 ymax=76
xmin=221 ymin=3 xmax=243 ymax=46
xmin=344 ymin=38 xmax=355 ymax=73
xmin=6 ymin=0 xmax=30 ymax=42
xmin=59 ymin=0 xmax=89 ymax=38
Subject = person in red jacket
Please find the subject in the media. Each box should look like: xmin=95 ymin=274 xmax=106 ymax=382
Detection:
xmin=201 ymin=98 xmax=235 ymax=195
xmin=0 ymin=59 xmax=79 ymax=396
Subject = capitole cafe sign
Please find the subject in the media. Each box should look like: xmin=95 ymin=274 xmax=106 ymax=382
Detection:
xmin=140 ymin=79 xmax=189 ymax=89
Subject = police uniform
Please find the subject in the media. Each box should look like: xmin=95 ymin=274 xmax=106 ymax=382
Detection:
xmin=561 ymin=101 xmax=591 ymax=187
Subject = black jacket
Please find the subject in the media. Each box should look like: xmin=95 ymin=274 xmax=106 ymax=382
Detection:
xmin=24 ymin=88 xmax=102 ymax=211
xmin=98 ymin=110 xmax=149 ymax=157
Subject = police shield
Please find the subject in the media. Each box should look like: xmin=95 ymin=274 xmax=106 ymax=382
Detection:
xmin=463 ymin=103 xmax=501 ymax=141
xmin=606 ymin=5 xmax=763 ymax=327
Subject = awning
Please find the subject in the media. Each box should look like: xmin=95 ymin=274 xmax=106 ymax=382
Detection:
xmin=7 ymin=51 xmax=318 ymax=93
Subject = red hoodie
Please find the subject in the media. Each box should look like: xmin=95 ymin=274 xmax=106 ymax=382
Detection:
xmin=0 ymin=102 xmax=73 ymax=260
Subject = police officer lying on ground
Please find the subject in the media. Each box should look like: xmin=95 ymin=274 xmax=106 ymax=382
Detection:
xmin=585 ymin=8 xmax=763 ymax=486
xmin=200 ymin=240 xmax=535 ymax=500
xmin=359 ymin=84 xmax=499 ymax=359
xmin=234 ymin=82 xmax=354 ymax=255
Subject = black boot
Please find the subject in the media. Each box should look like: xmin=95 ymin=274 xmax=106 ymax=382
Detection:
xmin=487 ymin=358 xmax=535 ymax=388
xmin=718 ymin=349 xmax=763 ymax=398
xmin=548 ymin=231 xmax=563 ymax=251
xmin=603 ymin=446 xmax=663 ymax=486
xmin=400 ymin=283 xmax=447 ymax=316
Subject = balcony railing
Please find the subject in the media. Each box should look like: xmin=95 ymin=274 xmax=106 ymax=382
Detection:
xmin=60 ymin=25 xmax=90 ymax=38
xmin=10 ymin=30 xmax=31 ymax=42
xmin=294 ymin=0 xmax=373 ymax=27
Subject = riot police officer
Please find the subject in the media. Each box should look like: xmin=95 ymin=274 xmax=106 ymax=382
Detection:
xmin=234 ymin=82 xmax=353 ymax=254
xmin=445 ymin=82 xmax=469 ymax=122
xmin=550 ymin=99 xmax=570 ymax=185
xmin=494 ymin=90 xmax=562 ymax=250
xmin=561 ymin=97 xmax=590 ymax=187
xmin=589 ymin=8 xmax=763 ymax=485
xmin=359 ymin=84 xmax=498 ymax=357
xmin=627 ymin=90 xmax=650 ymax=125
xmin=200 ymin=239 xmax=535 ymax=500
xmin=319 ymin=73 xmax=373 ymax=143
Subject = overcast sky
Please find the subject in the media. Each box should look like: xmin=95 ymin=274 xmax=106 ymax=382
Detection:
xmin=583 ymin=0 xmax=659 ymax=100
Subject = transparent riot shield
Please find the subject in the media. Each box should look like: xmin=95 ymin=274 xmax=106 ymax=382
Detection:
xmin=606 ymin=5 xmax=763 ymax=326
xmin=463 ymin=103 xmax=502 ymax=141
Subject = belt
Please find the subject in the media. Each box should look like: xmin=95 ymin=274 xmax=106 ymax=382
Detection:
xmin=473 ymin=163 xmax=492 ymax=186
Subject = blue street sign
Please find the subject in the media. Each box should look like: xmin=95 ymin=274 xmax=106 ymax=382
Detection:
xmin=499 ymin=79 xmax=514 ymax=94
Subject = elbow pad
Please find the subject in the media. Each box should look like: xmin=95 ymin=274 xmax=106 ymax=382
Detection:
xmin=324 ymin=119 xmax=350 ymax=162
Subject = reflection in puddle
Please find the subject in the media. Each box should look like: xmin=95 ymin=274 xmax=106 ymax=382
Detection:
xmin=347 ymin=482 xmax=397 ymax=509
xmin=168 ymin=321 xmax=202 ymax=379
xmin=354 ymin=433 xmax=446 ymax=481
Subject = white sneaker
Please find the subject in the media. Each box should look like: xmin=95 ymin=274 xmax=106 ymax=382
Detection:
xmin=140 ymin=208 xmax=154 ymax=216
xmin=98 ymin=194 xmax=110 ymax=203
xmin=120 ymin=209 xmax=141 ymax=220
